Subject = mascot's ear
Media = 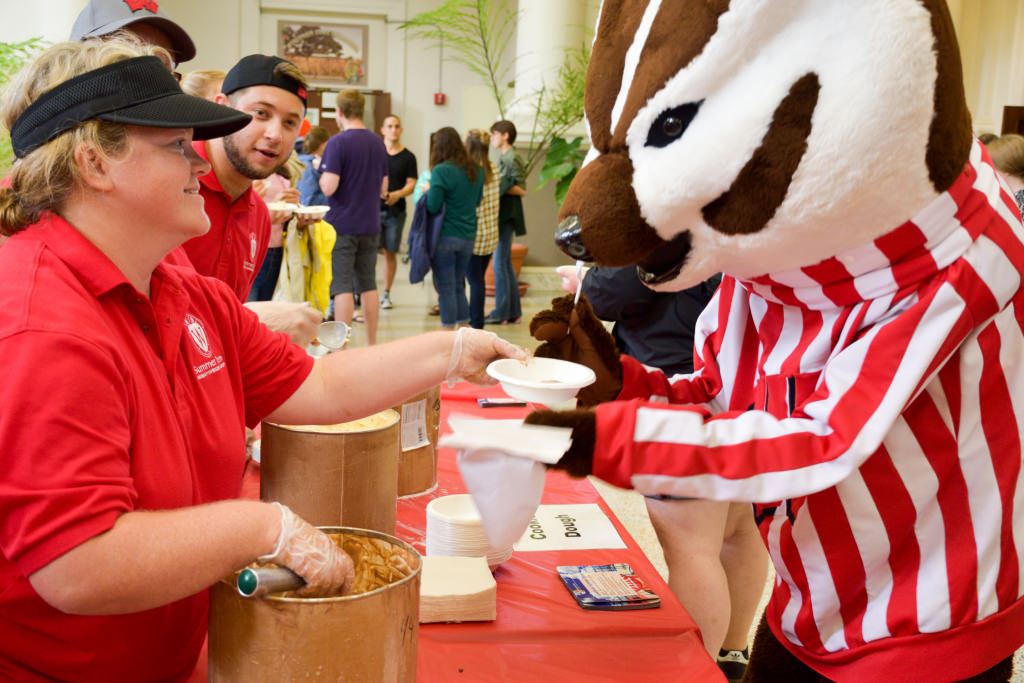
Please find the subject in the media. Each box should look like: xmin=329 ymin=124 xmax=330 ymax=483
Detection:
xmin=922 ymin=0 xmax=973 ymax=192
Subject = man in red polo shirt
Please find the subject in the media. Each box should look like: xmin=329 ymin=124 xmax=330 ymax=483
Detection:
xmin=172 ymin=54 xmax=321 ymax=344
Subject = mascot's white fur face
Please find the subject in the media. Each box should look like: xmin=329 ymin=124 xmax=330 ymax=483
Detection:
xmin=556 ymin=0 xmax=971 ymax=291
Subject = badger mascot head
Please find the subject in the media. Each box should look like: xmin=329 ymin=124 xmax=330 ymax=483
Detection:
xmin=556 ymin=0 xmax=971 ymax=288
xmin=528 ymin=1 xmax=1024 ymax=681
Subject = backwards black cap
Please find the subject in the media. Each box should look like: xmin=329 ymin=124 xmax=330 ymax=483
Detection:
xmin=10 ymin=56 xmax=251 ymax=159
xmin=221 ymin=55 xmax=308 ymax=107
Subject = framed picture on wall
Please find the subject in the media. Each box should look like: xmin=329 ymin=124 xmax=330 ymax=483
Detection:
xmin=277 ymin=21 xmax=368 ymax=85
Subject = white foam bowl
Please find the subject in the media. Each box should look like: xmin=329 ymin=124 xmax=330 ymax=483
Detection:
xmin=426 ymin=494 xmax=513 ymax=568
xmin=486 ymin=357 xmax=596 ymax=405
xmin=296 ymin=204 xmax=329 ymax=220
xmin=265 ymin=201 xmax=298 ymax=212
xmin=427 ymin=493 xmax=482 ymax=524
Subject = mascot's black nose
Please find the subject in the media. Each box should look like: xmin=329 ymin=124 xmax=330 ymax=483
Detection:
xmin=555 ymin=215 xmax=592 ymax=261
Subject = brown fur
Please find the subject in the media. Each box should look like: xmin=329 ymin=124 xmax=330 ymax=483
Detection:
xmin=921 ymin=0 xmax=974 ymax=192
xmin=585 ymin=0 xmax=650 ymax=153
xmin=523 ymin=409 xmax=596 ymax=478
xmin=703 ymin=73 xmax=821 ymax=235
xmin=531 ymin=294 xmax=623 ymax=407
xmin=556 ymin=153 xmax=664 ymax=265
xmin=611 ymin=0 xmax=731 ymax=148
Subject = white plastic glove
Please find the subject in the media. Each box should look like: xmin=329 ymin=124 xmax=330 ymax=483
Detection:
xmin=445 ymin=327 xmax=530 ymax=386
xmin=260 ymin=503 xmax=355 ymax=597
xmin=246 ymin=301 xmax=322 ymax=347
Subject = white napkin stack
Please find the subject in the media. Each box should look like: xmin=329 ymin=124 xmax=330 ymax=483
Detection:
xmin=419 ymin=555 xmax=497 ymax=623
xmin=440 ymin=416 xmax=573 ymax=550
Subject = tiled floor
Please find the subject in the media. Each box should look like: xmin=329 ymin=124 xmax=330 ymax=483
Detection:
xmin=366 ymin=260 xmax=1022 ymax=680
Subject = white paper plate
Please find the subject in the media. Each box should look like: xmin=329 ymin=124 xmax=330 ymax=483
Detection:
xmin=486 ymin=357 xmax=596 ymax=405
xmin=296 ymin=204 xmax=329 ymax=220
xmin=265 ymin=201 xmax=298 ymax=212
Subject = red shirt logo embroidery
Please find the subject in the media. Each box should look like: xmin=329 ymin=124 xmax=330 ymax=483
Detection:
xmin=184 ymin=313 xmax=212 ymax=358
xmin=124 ymin=0 xmax=159 ymax=13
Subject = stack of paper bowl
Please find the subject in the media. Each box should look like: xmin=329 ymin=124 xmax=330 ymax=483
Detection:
xmin=425 ymin=494 xmax=513 ymax=568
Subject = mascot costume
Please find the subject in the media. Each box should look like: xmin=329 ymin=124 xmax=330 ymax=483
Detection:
xmin=526 ymin=1 xmax=1024 ymax=681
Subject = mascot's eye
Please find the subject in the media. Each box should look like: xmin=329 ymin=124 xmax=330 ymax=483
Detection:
xmin=645 ymin=101 xmax=703 ymax=148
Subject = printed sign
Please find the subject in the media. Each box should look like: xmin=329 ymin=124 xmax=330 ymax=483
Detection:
xmin=513 ymin=504 xmax=626 ymax=552
xmin=401 ymin=399 xmax=430 ymax=452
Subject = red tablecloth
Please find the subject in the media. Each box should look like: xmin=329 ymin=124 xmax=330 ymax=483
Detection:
xmin=194 ymin=383 xmax=723 ymax=682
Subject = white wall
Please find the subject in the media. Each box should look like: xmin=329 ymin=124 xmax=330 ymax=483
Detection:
xmin=162 ymin=0 xmax=505 ymax=196
xmin=0 ymin=0 xmax=86 ymax=44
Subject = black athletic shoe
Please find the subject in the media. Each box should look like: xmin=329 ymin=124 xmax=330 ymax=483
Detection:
xmin=717 ymin=648 xmax=749 ymax=683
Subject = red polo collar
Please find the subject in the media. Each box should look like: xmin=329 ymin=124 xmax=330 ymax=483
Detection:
xmin=30 ymin=212 xmax=184 ymax=299
xmin=194 ymin=140 xmax=256 ymax=207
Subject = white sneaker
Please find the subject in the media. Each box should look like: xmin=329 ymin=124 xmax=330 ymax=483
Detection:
xmin=381 ymin=292 xmax=394 ymax=310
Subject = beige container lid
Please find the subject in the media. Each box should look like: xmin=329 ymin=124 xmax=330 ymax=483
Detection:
xmin=270 ymin=409 xmax=400 ymax=434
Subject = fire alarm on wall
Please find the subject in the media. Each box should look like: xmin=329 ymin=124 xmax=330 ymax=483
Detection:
xmin=434 ymin=92 xmax=447 ymax=106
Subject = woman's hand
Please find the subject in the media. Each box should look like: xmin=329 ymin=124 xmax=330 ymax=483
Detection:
xmin=261 ymin=503 xmax=355 ymax=597
xmin=446 ymin=328 xmax=529 ymax=385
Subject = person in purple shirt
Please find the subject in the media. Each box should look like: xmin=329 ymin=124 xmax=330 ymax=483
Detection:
xmin=319 ymin=90 xmax=388 ymax=345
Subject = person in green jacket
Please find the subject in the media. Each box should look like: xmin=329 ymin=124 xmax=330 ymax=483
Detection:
xmin=426 ymin=127 xmax=484 ymax=327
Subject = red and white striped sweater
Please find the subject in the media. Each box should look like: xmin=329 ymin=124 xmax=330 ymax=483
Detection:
xmin=594 ymin=142 xmax=1024 ymax=682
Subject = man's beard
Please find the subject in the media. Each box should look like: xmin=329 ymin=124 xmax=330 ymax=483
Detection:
xmin=223 ymin=133 xmax=275 ymax=180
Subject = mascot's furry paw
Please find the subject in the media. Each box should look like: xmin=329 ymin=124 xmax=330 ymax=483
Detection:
xmin=529 ymin=294 xmax=622 ymax=406
xmin=524 ymin=409 xmax=596 ymax=478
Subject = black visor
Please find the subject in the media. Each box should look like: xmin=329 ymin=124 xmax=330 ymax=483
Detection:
xmin=10 ymin=56 xmax=251 ymax=158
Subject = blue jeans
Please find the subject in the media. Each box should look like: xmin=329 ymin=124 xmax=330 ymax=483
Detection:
xmin=431 ymin=235 xmax=473 ymax=326
xmin=467 ymin=253 xmax=492 ymax=329
xmin=379 ymin=208 xmax=407 ymax=253
xmin=488 ymin=222 xmax=521 ymax=322
xmin=248 ymin=247 xmax=282 ymax=302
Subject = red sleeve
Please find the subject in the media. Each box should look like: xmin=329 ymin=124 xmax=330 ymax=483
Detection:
xmin=0 ymin=331 xmax=136 ymax=575
xmin=248 ymin=198 xmax=272 ymax=295
xmin=592 ymin=263 xmax=1006 ymax=501
xmin=616 ymin=279 xmax=728 ymax=406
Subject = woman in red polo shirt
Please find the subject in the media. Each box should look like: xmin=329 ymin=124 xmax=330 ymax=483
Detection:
xmin=0 ymin=39 xmax=526 ymax=682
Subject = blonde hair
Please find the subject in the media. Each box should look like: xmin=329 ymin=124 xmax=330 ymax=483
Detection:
xmin=0 ymin=36 xmax=167 ymax=235
xmin=464 ymin=129 xmax=493 ymax=185
xmin=987 ymin=134 xmax=1024 ymax=180
xmin=336 ymin=89 xmax=364 ymax=120
xmin=274 ymin=60 xmax=309 ymax=90
xmin=180 ymin=68 xmax=225 ymax=100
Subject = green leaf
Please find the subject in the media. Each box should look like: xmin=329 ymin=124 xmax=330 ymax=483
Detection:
xmin=399 ymin=0 xmax=514 ymax=118
xmin=0 ymin=37 xmax=44 ymax=173
xmin=538 ymin=161 xmax=575 ymax=186
xmin=399 ymin=4 xmax=590 ymax=193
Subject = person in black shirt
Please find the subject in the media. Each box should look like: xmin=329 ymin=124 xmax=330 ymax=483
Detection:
xmin=379 ymin=115 xmax=418 ymax=309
